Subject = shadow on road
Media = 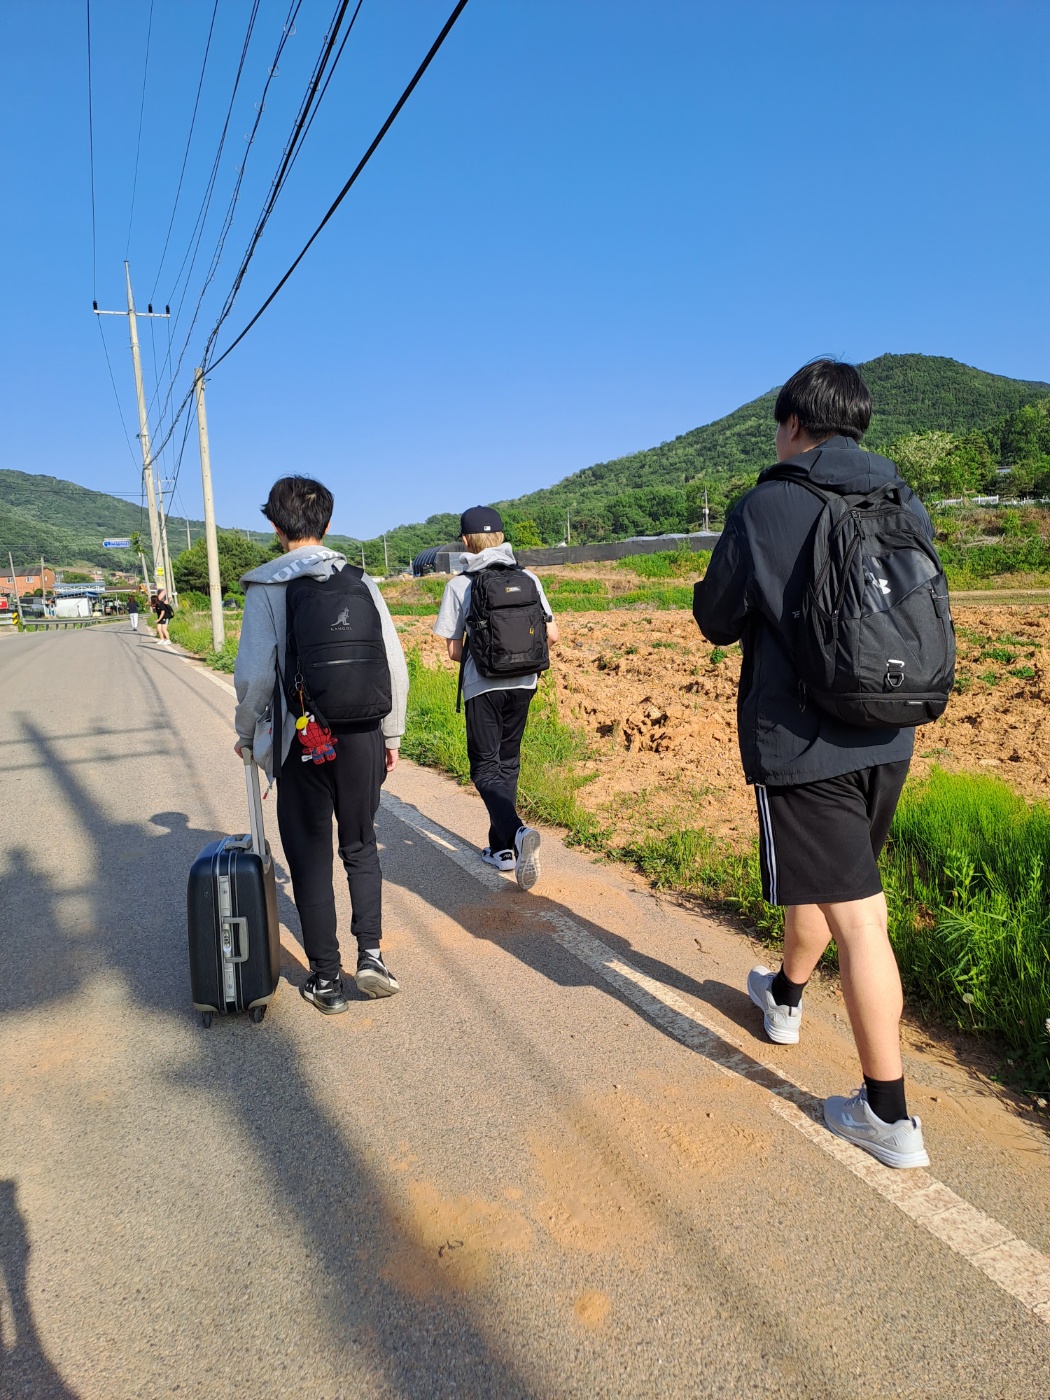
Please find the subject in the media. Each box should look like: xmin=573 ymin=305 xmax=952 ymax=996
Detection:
xmin=0 ymin=1180 xmax=80 ymax=1400
xmin=0 ymin=689 xmax=540 ymax=1399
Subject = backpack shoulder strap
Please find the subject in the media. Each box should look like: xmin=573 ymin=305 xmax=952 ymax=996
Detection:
xmin=342 ymin=564 xmax=365 ymax=582
xmin=761 ymin=469 xmax=835 ymax=506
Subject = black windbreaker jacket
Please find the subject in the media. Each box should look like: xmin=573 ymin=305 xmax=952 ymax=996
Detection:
xmin=693 ymin=436 xmax=933 ymax=787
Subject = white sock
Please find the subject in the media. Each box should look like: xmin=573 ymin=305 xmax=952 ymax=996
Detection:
xmin=360 ymin=945 xmax=381 ymax=962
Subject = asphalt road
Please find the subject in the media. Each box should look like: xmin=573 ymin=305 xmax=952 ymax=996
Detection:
xmin=1 ymin=623 xmax=1049 ymax=1399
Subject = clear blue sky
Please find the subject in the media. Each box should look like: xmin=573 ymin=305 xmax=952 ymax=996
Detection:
xmin=1 ymin=1 xmax=1047 ymax=540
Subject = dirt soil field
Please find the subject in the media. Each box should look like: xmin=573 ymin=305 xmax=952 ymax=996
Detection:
xmin=397 ymin=600 xmax=1050 ymax=849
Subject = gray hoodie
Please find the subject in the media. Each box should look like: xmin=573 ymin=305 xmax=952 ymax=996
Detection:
xmin=233 ymin=546 xmax=409 ymax=780
xmin=433 ymin=542 xmax=554 ymax=703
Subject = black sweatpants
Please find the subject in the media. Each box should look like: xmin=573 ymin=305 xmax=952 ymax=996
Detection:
xmin=465 ymin=687 xmax=534 ymax=853
xmin=276 ymin=724 xmax=386 ymax=980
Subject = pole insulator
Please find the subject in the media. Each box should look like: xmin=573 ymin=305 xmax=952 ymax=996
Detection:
xmin=148 ymin=304 xmax=153 ymax=314
xmin=93 ymin=301 xmax=98 ymax=311
xmin=165 ymin=305 xmax=170 ymax=315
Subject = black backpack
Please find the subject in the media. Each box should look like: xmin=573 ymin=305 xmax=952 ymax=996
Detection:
xmin=769 ymin=473 xmax=955 ymax=728
xmin=283 ymin=566 xmax=392 ymax=727
xmin=457 ymin=564 xmax=549 ymax=710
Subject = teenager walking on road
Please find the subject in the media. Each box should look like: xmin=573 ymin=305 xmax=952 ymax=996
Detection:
xmin=154 ymin=589 xmax=174 ymax=646
xmin=434 ymin=507 xmax=558 ymax=890
xmin=694 ymin=360 xmax=953 ymax=1169
xmin=234 ymin=476 xmax=409 ymax=1014
xmin=128 ymin=592 xmax=140 ymax=632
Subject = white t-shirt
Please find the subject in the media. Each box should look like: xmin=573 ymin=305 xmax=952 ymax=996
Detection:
xmin=433 ymin=545 xmax=553 ymax=703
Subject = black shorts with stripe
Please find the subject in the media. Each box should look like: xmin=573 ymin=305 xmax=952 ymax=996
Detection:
xmin=754 ymin=760 xmax=909 ymax=907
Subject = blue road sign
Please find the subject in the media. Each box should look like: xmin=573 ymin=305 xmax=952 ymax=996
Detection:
xmin=103 ymin=538 xmax=132 ymax=549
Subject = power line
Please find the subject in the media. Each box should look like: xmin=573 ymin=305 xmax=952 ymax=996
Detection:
xmin=206 ymin=0 xmax=470 ymax=374
xmin=150 ymin=0 xmax=222 ymax=302
xmin=125 ymin=0 xmax=156 ymax=257
xmin=203 ymin=0 xmax=363 ymax=363
xmin=85 ymin=0 xmax=98 ymax=299
xmin=95 ymin=318 xmax=141 ymax=470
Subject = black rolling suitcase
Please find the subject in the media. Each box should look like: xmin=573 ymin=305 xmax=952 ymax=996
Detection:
xmin=187 ymin=750 xmax=281 ymax=1026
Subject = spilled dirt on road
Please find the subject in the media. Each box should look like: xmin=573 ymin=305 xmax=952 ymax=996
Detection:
xmin=398 ymin=601 xmax=1050 ymax=848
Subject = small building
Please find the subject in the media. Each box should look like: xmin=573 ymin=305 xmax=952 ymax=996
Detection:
xmin=0 ymin=566 xmax=56 ymax=595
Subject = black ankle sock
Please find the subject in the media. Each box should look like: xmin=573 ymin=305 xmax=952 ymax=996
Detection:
xmin=863 ymin=1075 xmax=908 ymax=1124
xmin=770 ymin=968 xmax=806 ymax=1009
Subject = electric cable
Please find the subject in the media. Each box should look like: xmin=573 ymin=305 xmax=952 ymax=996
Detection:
xmin=125 ymin=0 xmax=156 ymax=257
xmin=203 ymin=0 xmax=363 ymax=361
xmin=205 ymin=0 xmax=470 ymax=375
xmin=96 ymin=318 xmax=141 ymax=470
xmin=85 ymin=0 xmax=98 ymax=299
xmin=150 ymin=0 xmax=222 ymax=302
xmin=153 ymin=0 xmax=469 ymax=473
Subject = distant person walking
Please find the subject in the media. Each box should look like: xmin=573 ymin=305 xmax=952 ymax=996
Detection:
xmin=154 ymin=589 xmax=174 ymax=647
xmin=434 ymin=507 xmax=558 ymax=889
xmin=128 ymin=592 xmax=140 ymax=632
xmin=694 ymin=359 xmax=952 ymax=1169
xmin=234 ymin=476 xmax=409 ymax=1014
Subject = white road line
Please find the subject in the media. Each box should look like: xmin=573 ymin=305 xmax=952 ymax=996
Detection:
xmin=380 ymin=789 xmax=1050 ymax=1328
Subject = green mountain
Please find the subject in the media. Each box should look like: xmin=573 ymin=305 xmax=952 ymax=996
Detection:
xmin=4 ymin=354 xmax=1049 ymax=572
xmin=0 ymin=471 xmax=262 ymax=571
xmin=351 ymin=354 xmax=1050 ymax=563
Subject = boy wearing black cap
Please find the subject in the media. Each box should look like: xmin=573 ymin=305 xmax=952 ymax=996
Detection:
xmin=434 ymin=507 xmax=558 ymax=889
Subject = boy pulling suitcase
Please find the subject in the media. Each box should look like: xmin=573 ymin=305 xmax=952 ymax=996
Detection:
xmin=434 ymin=507 xmax=559 ymax=890
xmin=233 ymin=476 xmax=409 ymax=1015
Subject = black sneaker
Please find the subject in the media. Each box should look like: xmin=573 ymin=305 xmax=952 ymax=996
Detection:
xmin=300 ymin=972 xmax=349 ymax=1015
xmin=355 ymin=951 xmax=400 ymax=999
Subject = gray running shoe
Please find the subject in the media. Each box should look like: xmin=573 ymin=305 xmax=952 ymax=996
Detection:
xmin=481 ymin=846 xmax=516 ymax=873
xmin=514 ymin=827 xmax=541 ymax=891
xmin=747 ymin=965 xmax=802 ymax=1044
xmin=824 ymin=1086 xmax=930 ymax=1169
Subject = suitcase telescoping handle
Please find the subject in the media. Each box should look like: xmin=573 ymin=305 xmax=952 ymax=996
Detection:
xmin=241 ymin=748 xmax=266 ymax=860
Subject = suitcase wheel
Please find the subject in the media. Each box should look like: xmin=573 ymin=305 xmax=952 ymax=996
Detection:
xmin=249 ymin=1006 xmax=266 ymax=1024
xmin=200 ymin=1012 xmax=213 ymax=1028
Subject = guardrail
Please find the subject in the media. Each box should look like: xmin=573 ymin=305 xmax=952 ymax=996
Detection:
xmin=16 ymin=615 xmax=118 ymax=632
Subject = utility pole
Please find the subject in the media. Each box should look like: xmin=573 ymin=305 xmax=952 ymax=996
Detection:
xmin=193 ymin=368 xmax=225 ymax=653
xmin=94 ymin=264 xmax=170 ymax=594
xmin=361 ymin=546 xmax=366 ymax=571
xmin=139 ymin=551 xmax=150 ymax=595
xmin=566 ymin=510 xmax=571 ymax=546
xmin=157 ymin=490 xmax=177 ymax=606
xmin=8 ymin=553 xmax=23 ymax=626
xmin=383 ymin=535 xmax=389 ymax=574
xmin=703 ymin=487 xmax=709 ymax=533
xmin=41 ymin=556 xmax=47 ymax=608
xmin=185 ymin=517 xmax=191 ymax=552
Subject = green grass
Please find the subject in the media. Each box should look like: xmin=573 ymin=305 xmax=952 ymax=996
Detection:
xmin=401 ymin=650 xmax=597 ymax=832
xmin=612 ymin=585 xmax=693 ymax=610
xmin=885 ymin=771 xmax=1050 ymax=1090
xmin=168 ymin=612 xmax=239 ymax=672
xmin=602 ymin=769 xmax=1050 ymax=1092
xmin=619 ymin=547 xmax=710 ymax=579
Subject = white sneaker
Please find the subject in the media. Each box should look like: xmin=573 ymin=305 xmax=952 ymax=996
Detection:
xmin=824 ymin=1086 xmax=930 ymax=1168
xmin=514 ymin=827 xmax=541 ymax=891
xmin=481 ymin=847 xmax=516 ymax=873
xmin=747 ymin=965 xmax=802 ymax=1044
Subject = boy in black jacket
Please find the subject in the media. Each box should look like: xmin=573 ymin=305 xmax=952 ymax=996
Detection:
xmin=694 ymin=360 xmax=931 ymax=1169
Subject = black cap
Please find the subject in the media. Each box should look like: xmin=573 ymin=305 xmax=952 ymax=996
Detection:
xmin=459 ymin=505 xmax=503 ymax=536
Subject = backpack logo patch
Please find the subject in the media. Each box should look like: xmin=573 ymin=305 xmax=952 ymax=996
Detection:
xmin=504 ymin=586 xmax=521 ymax=593
xmin=331 ymin=607 xmax=353 ymax=631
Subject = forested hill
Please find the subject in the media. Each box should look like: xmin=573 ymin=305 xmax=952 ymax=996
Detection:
xmin=335 ymin=354 xmax=1050 ymax=564
xmin=488 ymin=354 xmax=1050 ymax=545
xmin=4 ymin=354 xmax=1049 ymax=571
xmin=0 ymin=471 xmax=232 ymax=570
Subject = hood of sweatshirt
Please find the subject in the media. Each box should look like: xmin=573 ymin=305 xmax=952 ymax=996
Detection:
xmin=240 ymin=545 xmax=346 ymax=588
xmin=453 ymin=542 xmax=518 ymax=574
xmin=757 ymin=435 xmax=903 ymax=496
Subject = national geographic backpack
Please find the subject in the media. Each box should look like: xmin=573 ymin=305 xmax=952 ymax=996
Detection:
xmin=283 ymin=566 xmax=392 ymax=726
xmin=768 ymin=473 xmax=956 ymax=728
xmin=457 ymin=564 xmax=549 ymax=710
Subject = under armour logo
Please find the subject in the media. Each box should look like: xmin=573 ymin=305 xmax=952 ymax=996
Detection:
xmin=331 ymin=607 xmax=353 ymax=630
xmin=865 ymin=571 xmax=891 ymax=595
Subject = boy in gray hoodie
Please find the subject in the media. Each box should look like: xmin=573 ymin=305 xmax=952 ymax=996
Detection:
xmin=434 ymin=506 xmax=558 ymax=890
xmin=234 ymin=476 xmax=409 ymax=1014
